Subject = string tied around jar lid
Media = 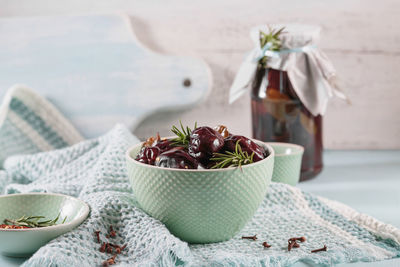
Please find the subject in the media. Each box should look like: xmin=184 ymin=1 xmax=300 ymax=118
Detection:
xmin=229 ymin=24 xmax=349 ymax=116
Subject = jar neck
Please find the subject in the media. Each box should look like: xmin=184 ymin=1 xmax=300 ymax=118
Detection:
xmin=251 ymin=67 xmax=296 ymax=100
xmin=266 ymin=68 xmax=287 ymax=92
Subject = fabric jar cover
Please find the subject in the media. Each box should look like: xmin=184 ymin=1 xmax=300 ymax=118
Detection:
xmin=229 ymin=24 xmax=347 ymax=116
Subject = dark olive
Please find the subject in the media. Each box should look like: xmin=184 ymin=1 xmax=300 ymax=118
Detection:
xmin=154 ymin=138 xmax=174 ymax=153
xmin=155 ymin=147 xmax=198 ymax=169
xmin=223 ymin=135 xmax=267 ymax=162
xmin=188 ymin=126 xmax=224 ymax=163
xmin=135 ymin=146 xmax=161 ymax=165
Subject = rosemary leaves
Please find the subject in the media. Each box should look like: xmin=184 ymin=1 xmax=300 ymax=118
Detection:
xmin=211 ymin=140 xmax=255 ymax=169
xmin=259 ymin=26 xmax=285 ymax=67
xmin=3 ymin=213 xmax=66 ymax=228
xmin=170 ymin=121 xmax=197 ymax=148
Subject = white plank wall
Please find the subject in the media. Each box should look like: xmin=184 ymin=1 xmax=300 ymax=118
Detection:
xmin=1 ymin=0 xmax=399 ymax=149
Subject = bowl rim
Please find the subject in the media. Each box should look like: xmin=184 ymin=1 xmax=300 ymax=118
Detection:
xmin=126 ymin=138 xmax=275 ymax=172
xmin=0 ymin=193 xmax=90 ymax=232
xmin=266 ymin=142 xmax=304 ymax=156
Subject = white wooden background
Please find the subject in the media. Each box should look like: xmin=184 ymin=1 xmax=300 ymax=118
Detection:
xmin=1 ymin=0 xmax=399 ymax=149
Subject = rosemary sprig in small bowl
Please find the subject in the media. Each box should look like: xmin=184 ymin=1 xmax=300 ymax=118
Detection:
xmin=0 ymin=193 xmax=89 ymax=256
xmin=3 ymin=213 xmax=67 ymax=228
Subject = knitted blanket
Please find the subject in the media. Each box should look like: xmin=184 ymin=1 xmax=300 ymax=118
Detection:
xmin=0 ymin=85 xmax=399 ymax=267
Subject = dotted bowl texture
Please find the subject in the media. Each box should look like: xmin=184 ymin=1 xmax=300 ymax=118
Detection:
xmin=268 ymin=142 xmax=304 ymax=186
xmin=126 ymin=141 xmax=274 ymax=244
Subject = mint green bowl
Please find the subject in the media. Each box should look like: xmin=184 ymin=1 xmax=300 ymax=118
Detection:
xmin=0 ymin=193 xmax=89 ymax=257
xmin=268 ymin=142 xmax=304 ymax=186
xmin=126 ymin=140 xmax=274 ymax=244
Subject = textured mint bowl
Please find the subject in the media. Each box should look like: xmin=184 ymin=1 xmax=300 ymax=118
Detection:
xmin=126 ymin=140 xmax=274 ymax=244
xmin=0 ymin=193 xmax=89 ymax=257
xmin=268 ymin=142 xmax=304 ymax=186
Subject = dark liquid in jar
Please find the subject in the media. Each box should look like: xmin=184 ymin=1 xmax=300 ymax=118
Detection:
xmin=251 ymin=68 xmax=323 ymax=181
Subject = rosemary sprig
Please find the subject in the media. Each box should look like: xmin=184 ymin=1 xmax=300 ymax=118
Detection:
xmin=211 ymin=140 xmax=254 ymax=169
xmin=4 ymin=212 xmax=67 ymax=228
xmin=259 ymin=26 xmax=285 ymax=67
xmin=171 ymin=121 xmax=197 ymax=148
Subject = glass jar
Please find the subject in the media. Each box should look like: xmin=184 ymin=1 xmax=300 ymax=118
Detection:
xmin=251 ymin=67 xmax=323 ymax=181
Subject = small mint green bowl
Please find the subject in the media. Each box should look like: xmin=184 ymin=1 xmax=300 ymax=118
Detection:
xmin=0 ymin=193 xmax=89 ymax=257
xmin=126 ymin=140 xmax=274 ymax=244
xmin=268 ymin=142 xmax=304 ymax=186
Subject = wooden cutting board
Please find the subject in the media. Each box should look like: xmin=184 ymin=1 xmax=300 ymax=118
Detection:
xmin=0 ymin=14 xmax=211 ymax=138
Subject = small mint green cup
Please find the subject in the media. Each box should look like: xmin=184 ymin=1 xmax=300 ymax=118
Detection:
xmin=268 ymin=142 xmax=304 ymax=186
xmin=126 ymin=140 xmax=274 ymax=244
